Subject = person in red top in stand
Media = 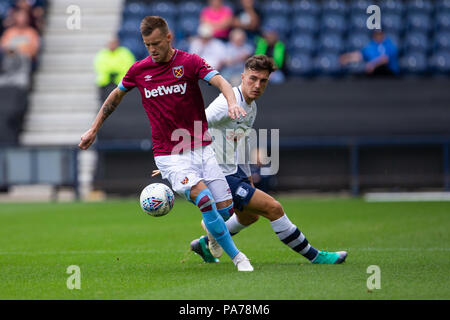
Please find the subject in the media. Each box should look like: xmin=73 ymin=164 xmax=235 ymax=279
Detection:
xmin=79 ymin=16 xmax=253 ymax=272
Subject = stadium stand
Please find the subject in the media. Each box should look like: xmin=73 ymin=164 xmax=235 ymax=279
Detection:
xmin=2 ymin=0 xmax=447 ymax=197
xmin=91 ymin=0 xmax=450 ymax=195
xmin=20 ymin=0 xmax=123 ymax=146
xmin=114 ymin=0 xmax=450 ymax=78
xmin=0 ymin=0 xmax=47 ymax=146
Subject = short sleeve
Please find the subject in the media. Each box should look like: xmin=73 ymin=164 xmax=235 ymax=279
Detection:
xmin=205 ymin=94 xmax=229 ymax=126
xmin=191 ymin=53 xmax=219 ymax=83
xmin=118 ymin=62 xmax=137 ymax=92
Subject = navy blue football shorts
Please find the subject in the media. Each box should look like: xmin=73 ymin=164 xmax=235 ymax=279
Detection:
xmin=225 ymin=167 xmax=256 ymax=211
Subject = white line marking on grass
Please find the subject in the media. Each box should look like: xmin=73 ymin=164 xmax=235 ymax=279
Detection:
xmin=364 ymin=192 xmax=450 ymax=202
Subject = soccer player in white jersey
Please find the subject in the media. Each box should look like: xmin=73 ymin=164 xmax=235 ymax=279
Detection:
xmin=188 ymin=55 xmax=348 ymax=264
xmin=79 ymin=16 xmax=253 ymax=271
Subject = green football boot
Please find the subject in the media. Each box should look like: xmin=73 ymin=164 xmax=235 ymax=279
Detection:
xmin=190 ymin=236 xmax=219 ymax=263
xmin=312 ymin=250 xmax=348 ymax=264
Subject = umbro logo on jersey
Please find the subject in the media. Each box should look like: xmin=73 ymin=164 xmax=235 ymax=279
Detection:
xmin=144 ymin=83 xmax=187 ymax=98
xmin=144 ymin=75 xmax=152 ymax=81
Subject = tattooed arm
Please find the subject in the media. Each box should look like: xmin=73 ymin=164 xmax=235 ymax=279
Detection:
xmin=79 ymin=87 xmax=128 ymax=150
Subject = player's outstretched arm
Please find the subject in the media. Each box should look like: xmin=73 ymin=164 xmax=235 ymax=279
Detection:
xmin=209 ymin=74 xmax=246 ymax=120
xmin=79 ymin=87 xmax=127 ymax=150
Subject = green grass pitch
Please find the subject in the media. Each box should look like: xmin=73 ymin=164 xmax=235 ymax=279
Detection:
xmin=0 ymin=197 xmax=449 ymax=300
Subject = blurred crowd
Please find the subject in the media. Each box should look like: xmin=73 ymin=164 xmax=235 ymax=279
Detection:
xmin=186 ymin=0 xmax=287 ymax=84
xmin=0 ymin=0 xmax=46 ymax=89
xmin=116 ymin=0 xmax=450 ymax=83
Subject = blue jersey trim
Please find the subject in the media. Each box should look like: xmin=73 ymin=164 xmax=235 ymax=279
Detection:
xmin=118 ymin=80 xmax=128 ymax=92
xmin=203 ymin=70 xmax=219 ymax=83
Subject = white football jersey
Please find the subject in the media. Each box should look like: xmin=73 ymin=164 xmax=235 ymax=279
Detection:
xmin=205 ymin=85 xmax=257 ymax=177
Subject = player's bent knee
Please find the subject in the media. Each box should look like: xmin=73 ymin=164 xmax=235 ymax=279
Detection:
xmin=266 ymin=199 xmax=284 ymax=219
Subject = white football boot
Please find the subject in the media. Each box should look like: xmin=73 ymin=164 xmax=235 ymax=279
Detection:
xmin=201 ymin=220 xmax=223 ymax=258
xmin=233 ymin=252 xmax=254 ymax=272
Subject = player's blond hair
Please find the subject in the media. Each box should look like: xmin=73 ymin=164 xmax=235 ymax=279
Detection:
xmin=140 ymin=16 xmax=169 ymax=36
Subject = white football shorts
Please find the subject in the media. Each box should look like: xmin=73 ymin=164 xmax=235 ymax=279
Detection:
xmin=154 ymin=145 xmax=232 ymax=203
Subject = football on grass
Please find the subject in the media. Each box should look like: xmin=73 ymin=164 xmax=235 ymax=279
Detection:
xmin=140 ymin=183 xmax=174 ymax=217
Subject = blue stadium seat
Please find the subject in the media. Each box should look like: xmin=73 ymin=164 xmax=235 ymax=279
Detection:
xmin=177 ymin=1 xmax=203 ymax=17
xmin=346 ymin=32 xmax=371 ymax=51
xmin=406 ymin=0 xmax=434 ymax=14
xmin=123 ymin=2 xmax=149 ymax=19
xmin=291 ymin=15 xmax=319 ymax=34
xmin=292 ymin=0 xmax=321 ymax=16
xmin=0 ymin=1 xmax=11 ymax=19
xmin=261 ymin=0 xmax=290 ymax=17
xmin=287 ymin=53 xmax=314 ymax=76
xmin=314 ymin=52 xmax=342 ymax=75
xmin=174 ymin=38 xmax=190 ymax=52
xmin=120 ymin=17 xmax=142 ymax=34
xmin=261 ymin=15 xmax=290 ymax=38
xmin=176 ymin=16 xmax=199 ymax=38
xmin=121 ymin=37 xmax=147 ymax=60
xmin=344 ymin=59 xmax=366 ymax=75
xmin=321 ymin=13 xmax=347 ymax=33
xmin=436 ymin=0 xmax=450 ymax=12
xmin=349 ymin=13 xmax=369 ymax=32
xmin=318 ymin=33 xmax=344 ymax=53
xmin=429 ymin=50 xmax=450 ymax=73
xmin=288 ymin=33 xmax=315 ymax=54
xmin=379 ymin=0 xmax=404 ymax=14
xmin=349 ymin=0 xmax=373 ymax=14
xmin=321 ymin=0 xmax=348 ymax=15
xmin=382 ymin=13 xmax=403 ymax=33
xmin=150 ymin=2 xmax=177 ymax=19
xmin=407 ymin=12 xmax=432 ymax=32
xmin=400 ymin=51 xmax=428 ymax=74
xmin=403 ymin=32 xmax=429 ymax=52
xmin=433 ymin=31 xmax=450 ymax=51
xmin=435 ymin=12 xmax=450 ymax=31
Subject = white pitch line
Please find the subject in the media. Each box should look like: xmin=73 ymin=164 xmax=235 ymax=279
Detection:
xmin=364 ymin=192 xmax=450 ymax=202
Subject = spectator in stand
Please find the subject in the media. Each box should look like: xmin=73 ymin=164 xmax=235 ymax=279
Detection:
xmin=94 ymin=37 xmax=135 ymax=92
xmin=339 ymin=30 xmax=399 ymax=76
xmin=220 ymin=28 xmax=253 ymax=86
xmin=0 ymin=41 xmax=31 ymax=88
xmin=189 ymin=23 xmax=226 ymax=70
xmin=200 ymin=0 xmax=233 ymax=41
xmin=254 ymin=27 xmax=286 ymax=83
xmin=232 ymin=0 xmax=261 ymax=42
xmin=1 ymin=9 xmax=40 ymax=60
xmin=3 ymin=0 xmax=45 ymax=34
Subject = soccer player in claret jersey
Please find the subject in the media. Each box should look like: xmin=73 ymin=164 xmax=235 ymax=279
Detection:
xmin=187 ymin=55 xmax=348 ymax=265
xmin=79 ymin=16 xmax=253 ymax=271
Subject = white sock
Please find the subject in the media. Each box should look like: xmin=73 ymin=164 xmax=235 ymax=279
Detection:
xmin=232 ymin=251 xmax=246 ymax=265
xmin=226 ymin=214 xmax=247 ymax=235
xmin=270 ymin=214 xmax=319 ymax=261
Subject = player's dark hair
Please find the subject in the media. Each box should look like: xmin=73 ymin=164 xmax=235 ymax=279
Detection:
xmin=140 ymin=16 xmax=169 ymax=36
xmin=244 ymin=55 xmax=276 ymax=74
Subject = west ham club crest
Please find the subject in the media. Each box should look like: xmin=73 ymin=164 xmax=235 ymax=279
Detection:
xmin=172 ymin=65 xmax=184 ymax=79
